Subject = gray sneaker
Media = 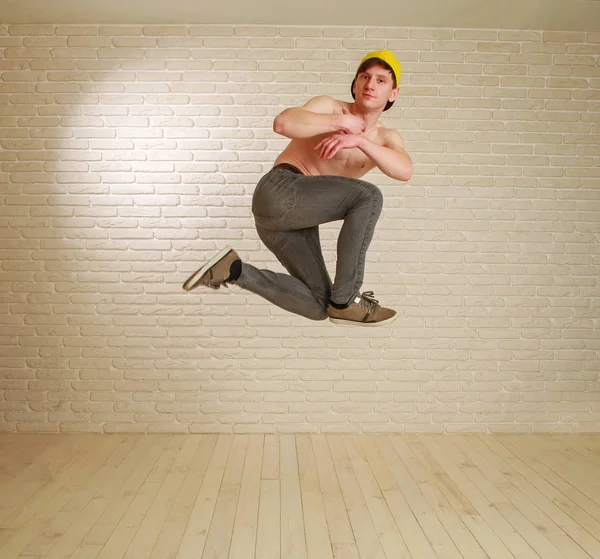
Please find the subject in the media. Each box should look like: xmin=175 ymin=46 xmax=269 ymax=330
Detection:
xmin=183 ymin=247 xmax=239 ymax=291
xmin=328 ymin=291 xmax=396 ymax=326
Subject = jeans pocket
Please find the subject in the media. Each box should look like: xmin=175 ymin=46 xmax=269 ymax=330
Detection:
xmin=252 ymin=173 xmax=297 ymax=220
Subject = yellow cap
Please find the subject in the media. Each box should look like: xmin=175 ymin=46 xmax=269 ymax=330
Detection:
xmin=358 ymin=50 xmax=401 ymax=85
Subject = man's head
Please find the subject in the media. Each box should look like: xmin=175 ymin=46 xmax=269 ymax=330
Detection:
xmin=351 ymin=50 xmax=401 ymax=112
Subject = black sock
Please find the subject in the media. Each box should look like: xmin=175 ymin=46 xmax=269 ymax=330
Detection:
xmin=330 ymin=299 xmax=350 ymax=309
xmin=226 ymin=259 xmax=242 ymax=282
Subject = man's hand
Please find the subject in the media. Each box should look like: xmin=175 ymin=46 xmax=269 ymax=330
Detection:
xmin=339 ymin=105 xmax=365 ymax=135
xmin=314 ymin=132 xmax=363 ymax=160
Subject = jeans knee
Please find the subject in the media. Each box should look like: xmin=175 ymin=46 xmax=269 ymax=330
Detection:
xmin=304 ymin=292 xmax=329 ymax=321
xmin=306 ymin=306 xmax=329 ymax=321
xmin=369 ymin=183 xmax=384 ymax=209
xmin=357 ymin=181 xmax=383 ymax=213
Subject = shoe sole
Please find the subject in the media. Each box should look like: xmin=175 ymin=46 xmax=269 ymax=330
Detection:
xmin=182 ymin=246 xmax=234 ymax=291
xmin=328 ymin=314 xmax=397 ymax=327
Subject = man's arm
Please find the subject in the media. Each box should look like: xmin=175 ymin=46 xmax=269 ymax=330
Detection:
xmin=357 ymin=129 xmax=413 ymax=182
xmin=273 ymin=96 xmax=364 ymax=139
xmin=315 ymin=127 xmax=413 ymax=182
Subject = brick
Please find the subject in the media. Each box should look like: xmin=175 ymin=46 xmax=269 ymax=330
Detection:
xmin=499 ymin=31 xmax=541 ymax=42
xmin=543 ymin=31 xmax=586 ymax=43
xmin=142 ymin=26 xmax=188 ymax=37
xmin=8 ymin=25 xmax=54 ymax=36
xmin=98 ymin=26 xmax=144 ymax=36
xmin=56 ymin=26 xmax=98 ymax=36
xmin=455 ymin=30 xmax=497 ymax=41
xmin=433 ymin=41 xmax=476 ymax=52
xmin=569 ymin=43 xmax=600 ymax=55
xmin=523 ymin=43 xmax=565 ymax=54
xmin=279 ymin=27 xmax=321 ymax=38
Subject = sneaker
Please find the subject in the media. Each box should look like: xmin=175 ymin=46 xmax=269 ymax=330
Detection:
xmin=328 ymin=291 xmax=396 ymax=326
xmin=182 ymin=247 xmax=239 ymax=291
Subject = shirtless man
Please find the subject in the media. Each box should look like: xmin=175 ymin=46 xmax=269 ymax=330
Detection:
xmin=183 ymin=50 xmax=413 ymax=326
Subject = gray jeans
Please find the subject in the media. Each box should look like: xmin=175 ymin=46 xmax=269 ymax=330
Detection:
xmin=236 ymin=164 xmax=383 ymax=321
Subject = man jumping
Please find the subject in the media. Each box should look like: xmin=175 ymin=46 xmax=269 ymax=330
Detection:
xmin=183 ymin=50 xmax=413 ymax=326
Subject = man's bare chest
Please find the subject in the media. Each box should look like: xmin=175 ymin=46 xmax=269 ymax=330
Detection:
xmin=318 ymin=146 xmax=373 ymax=176
xmin=310 ymin=130 xmax=382 ymax=173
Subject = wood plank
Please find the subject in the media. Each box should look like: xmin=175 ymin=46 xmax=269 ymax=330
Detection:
xmin=69 ymin=543 xmax=103 ymax=559
xmin=358 ymin=436 xmax=444 ymax=559
xmin=405 ymin=434 xmax=490 ymax=559
xmin=229 ymin=434 xmax=264 ymax=559
xmin=327 ymin=434 xmax=386 ymax=559
xmin=441 ymin=435 xmax=566 ymax=559
xmin=148 ymin=435 xmax=218 ymax=559
xmin=2 ymin=436 xmax=115 ymax=532
xmin=95 ymin=435 xmax=185 ymax=559
xmin=176 ymin=434 xmax=234 ymax=559
xmin=556 ymin=435 xmax=600 ymax=471
xmin=79 ymin=435 xmax=168 ymax=549
xmin=491 ymin=435 xmax=600 ymax=558
xmin=311 ymin=435 xmax=355 ymax=548
xmin=280 ymin=435 xmax=307 ymax=559
xmin=262 ymin=434 xmax=279 ymax=481
xmin=377 ymin=435 xmax=463 ymax=559
xmin=0 ymin=434 xmax=56 ymax=489
xmin=256 ymin=479 xmax=280 ymax=559
xmin=331 ymin=542 xmax=360 ymax=559
xmin=0 ymin=435 xmax=120 ymax=559
xmin=201 ymin=434 xmax=248 ymax=559
xmin=345 ymin=435 xmax=411 ymax=559
xmin=122 ymin=435 xmax=202 ymax=559
xmin=28 ymin=435 xmax=137 ymax=558
xmin=544 ymin=446 xmax=600 ymax=506
xmin=256 ymin=433 xmax=281 ymax=558
xmin=0 ymin=435 xmax=96 ymax=528
xmin=0 ymin=528 xmax=15 ymax=548
xmin=418 ymin=435 xmax=542 ymax=559
xmin=406 ymin=436 xmax=514 ymax=559
xmin=499 ymin=435 xmax=600 ymax=533
xmin=297 ymin=435 xmax=333 ymax=559
xmin=470 ymin=435 xmax=593 ymax=559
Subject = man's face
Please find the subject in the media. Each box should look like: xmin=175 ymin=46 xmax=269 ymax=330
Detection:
xmin=352 ymin=63 xmax=398 ymax=110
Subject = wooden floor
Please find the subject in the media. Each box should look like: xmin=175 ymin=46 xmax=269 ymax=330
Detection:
xmin=0 ymin=434 xmax=599 ymax=558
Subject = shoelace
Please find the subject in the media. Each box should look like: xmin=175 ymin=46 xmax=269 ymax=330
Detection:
xmin=358 ymin=290 xmax=380 ymax=312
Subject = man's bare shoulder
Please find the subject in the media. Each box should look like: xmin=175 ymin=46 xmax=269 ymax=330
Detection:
xmin=380 ymin=126 xmax=406 ymax=150
xmin=301 ymin=96 xmax=347 ymax=115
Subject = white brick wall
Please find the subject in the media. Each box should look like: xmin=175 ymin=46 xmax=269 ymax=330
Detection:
xmin=0 ymin=24 xmax=599 ymax=434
